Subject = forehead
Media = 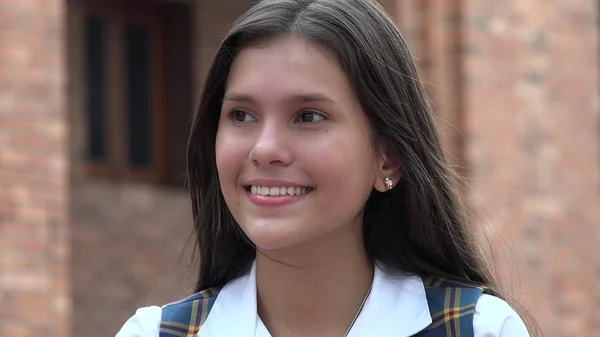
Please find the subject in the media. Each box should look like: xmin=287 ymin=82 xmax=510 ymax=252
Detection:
xmin=225 ymin=35 xmax=355 ymax=102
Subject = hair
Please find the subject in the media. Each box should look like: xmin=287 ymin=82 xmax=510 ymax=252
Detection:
xmin=185 ymin=0 xmax=539 ymax=334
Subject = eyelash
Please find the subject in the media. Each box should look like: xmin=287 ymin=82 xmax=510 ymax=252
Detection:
xmin=228 ymin=109 xmax=328 ymax=124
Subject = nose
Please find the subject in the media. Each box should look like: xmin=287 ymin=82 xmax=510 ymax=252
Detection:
xmin=248 ymin=122 xmax=293 ymax=167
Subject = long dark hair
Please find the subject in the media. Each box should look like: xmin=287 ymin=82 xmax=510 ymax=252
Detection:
xmin=186 ymin=0 xmax=538 ymax=333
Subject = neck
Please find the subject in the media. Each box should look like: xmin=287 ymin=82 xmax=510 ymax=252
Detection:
xmin=256 ymin=224 xmax=374 ymax=337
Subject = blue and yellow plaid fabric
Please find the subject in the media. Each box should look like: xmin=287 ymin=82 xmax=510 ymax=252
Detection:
xmin=159 ymin=287 xmax=221 ymax=337
xmin=159 ymin=276 xmax=485 ymax=337
xmin=415 ymin=276 xmax=485 ymax=336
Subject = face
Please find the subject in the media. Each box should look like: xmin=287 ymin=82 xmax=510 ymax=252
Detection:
xmin=216 ymin=36 xmax=390 ymax=251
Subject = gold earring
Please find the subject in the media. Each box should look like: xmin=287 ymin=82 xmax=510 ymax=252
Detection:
xmin=384 ymin=177 xmax=393 ymax=191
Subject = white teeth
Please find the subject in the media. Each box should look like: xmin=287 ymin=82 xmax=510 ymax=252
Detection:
xmin=260 ymin=186 xmax=269 ymax=195
xmin=249 ymin=185 xmax=311 ymax=196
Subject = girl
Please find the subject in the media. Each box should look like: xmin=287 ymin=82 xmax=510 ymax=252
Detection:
xmin=117 ymin=0 xmax=536 ymax=336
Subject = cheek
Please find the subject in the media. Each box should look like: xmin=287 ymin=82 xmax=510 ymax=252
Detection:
xmin=215 ymin=130 xmax=249 ymax=187
xmin=307 ymin=132 xmax=377 ymax=196
xmin=304 ymin=144 xmax=375 ymax=230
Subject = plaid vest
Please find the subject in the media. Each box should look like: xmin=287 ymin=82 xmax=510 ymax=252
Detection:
xmin=159 ymin=276 xmax=484 ymax=337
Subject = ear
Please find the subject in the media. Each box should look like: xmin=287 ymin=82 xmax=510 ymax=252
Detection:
xmin=373 ymin=145 xmax=401 ymax=192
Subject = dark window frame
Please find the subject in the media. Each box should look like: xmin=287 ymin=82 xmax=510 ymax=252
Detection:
xmin=83 ymin=0 xmax=168 ymax=184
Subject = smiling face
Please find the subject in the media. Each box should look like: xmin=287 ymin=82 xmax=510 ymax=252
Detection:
xmin=216 ymin=35 xmax=390 ymax=251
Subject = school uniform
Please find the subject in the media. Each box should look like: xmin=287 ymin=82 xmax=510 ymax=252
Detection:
xmin=116 ymin=261 xmax=529 ymax=337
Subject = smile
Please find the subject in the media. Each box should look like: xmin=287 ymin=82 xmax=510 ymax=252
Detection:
xmin=249 ymin=185 xmax=313 ymax=196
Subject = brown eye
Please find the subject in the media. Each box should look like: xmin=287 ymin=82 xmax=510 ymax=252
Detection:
xmin=295 ymin=110 xmax=326 ymax=124
xmin=231 ymin=109 xmax=257 ymax=123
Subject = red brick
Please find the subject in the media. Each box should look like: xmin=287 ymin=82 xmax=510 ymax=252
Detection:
xmin=0 ymin=0 xmax=69 ymax=336
xmin=461 ymin=0 xmax=599 ymax=336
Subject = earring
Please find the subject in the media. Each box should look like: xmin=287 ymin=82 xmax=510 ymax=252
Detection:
xmin=384 ymin=177 xmax=393 ymax=191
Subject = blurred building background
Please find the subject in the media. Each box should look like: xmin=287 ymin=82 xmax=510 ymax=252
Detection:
xmin=0 ymin=0 xmax=598 ymax=336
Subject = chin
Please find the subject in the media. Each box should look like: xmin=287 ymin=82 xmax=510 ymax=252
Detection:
xmin=241 ymin=219 xmax=313 ymax=251
xmin=246 ymin=230 xmax=304 ymax=252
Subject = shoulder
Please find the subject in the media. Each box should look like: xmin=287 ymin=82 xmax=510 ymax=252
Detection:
xmin=160 ymin=287 xmax=221 ymax=331
xmin=421 ymin=276 xmax=530 ymax=337
xmin=115 ymin=288 xmax=221 ymax=337
xmin=474 ymin=294 xmax=530 ymax=337
xmin=115 ymin=306 xmax=162 ymax=337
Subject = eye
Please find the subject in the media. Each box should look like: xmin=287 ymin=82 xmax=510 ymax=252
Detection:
xmin=230 ymin=109 xmax=257 ymax=123
xmin=294 ymin=110 xmax=326 ymax=124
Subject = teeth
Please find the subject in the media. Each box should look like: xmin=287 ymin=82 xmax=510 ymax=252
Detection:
xmin=269 ymin=187 xmax=279 ymax=195
xmin=249 ymin=185 xmax=311 ymax=196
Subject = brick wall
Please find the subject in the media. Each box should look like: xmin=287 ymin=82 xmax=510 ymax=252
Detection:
xmin=0 ymin=0 xmax=70 ymax=336
xmin=71 ymin=180 xmax=193 ymax=336
xmin=463 ymin=1 xmax=600 ymax=336
xmin=386 ymin=1 xmax=600 ymax=336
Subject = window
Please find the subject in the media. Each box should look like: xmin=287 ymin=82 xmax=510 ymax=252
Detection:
xmin=83 ymin=0 xmax=174 ymax=184
xmin=124 ymin=24 xmax=153 ymax=168
xmin=85 ymin=16 xmax=108 ymax=162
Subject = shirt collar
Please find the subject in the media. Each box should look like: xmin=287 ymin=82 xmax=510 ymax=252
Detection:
xmin=347 ymin=264 xmax=432 ymax=336
xmin=200 ymin=261 xmax=432 ymax=337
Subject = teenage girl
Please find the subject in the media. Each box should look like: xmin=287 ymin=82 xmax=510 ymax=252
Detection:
xmin=117 ymin=0 xmax=536 ymax=336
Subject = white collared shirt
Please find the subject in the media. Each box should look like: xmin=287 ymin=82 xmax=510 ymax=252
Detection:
xmin=116 ymin=262 xmax=530 ymax=337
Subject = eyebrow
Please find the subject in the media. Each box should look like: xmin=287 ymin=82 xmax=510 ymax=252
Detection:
xmin=222 ymin=92 xmax=336 ymax=104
